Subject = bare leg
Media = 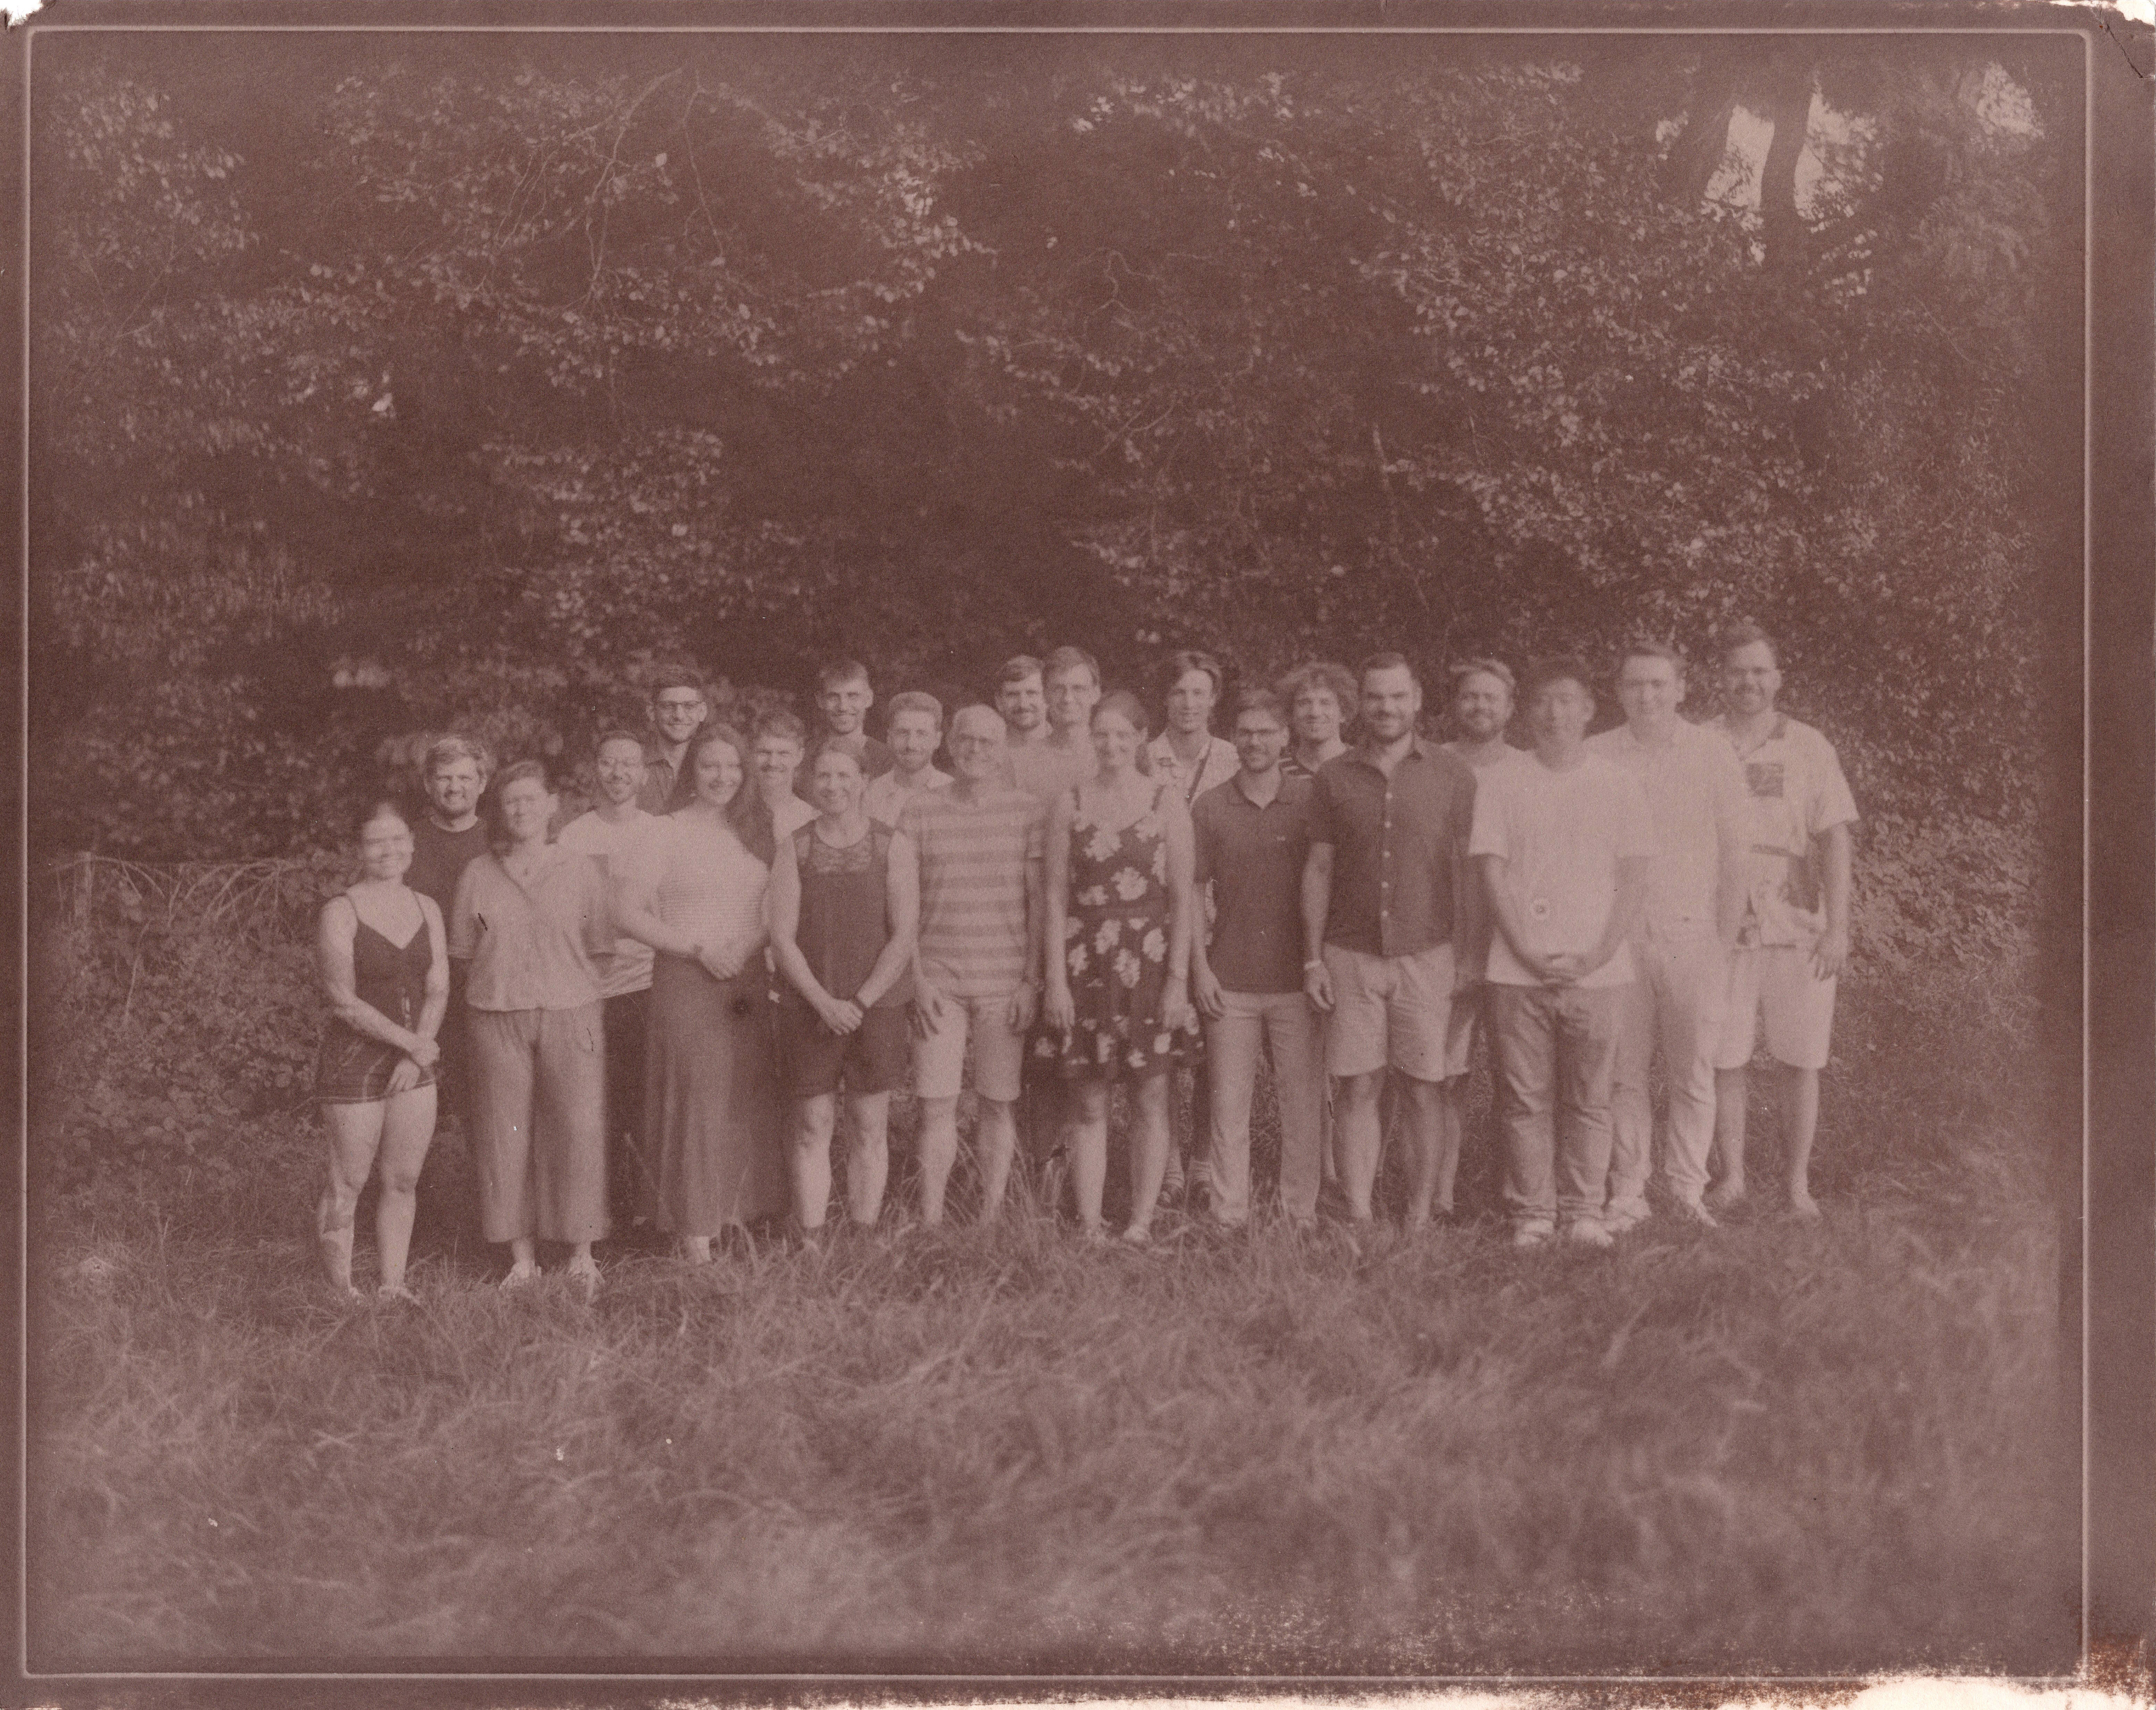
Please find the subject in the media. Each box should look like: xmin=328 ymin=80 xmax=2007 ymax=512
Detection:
xmin=505 ymin=1234 xmax=540 ymax=1284
xmin=1439 ymin=1075 xmax=1473 ymax=1216
xmin=972 ymin=1096 xmax=1019 ymax=1222
xmin=1781 ymin=1065 xmax=1822 ymax=1217
xmin=372 ymin=1083 xmax=437 ymax=1294
xmin=319 ymin=1100 xmax=386 ymax=1296
xmin=1708 ymin=1066 xmax=1750 ymax=1208
xmin=1333 ymin=1070 xmax=1386 ymax=1221
xmin=1397 ymin=1075 xmax=1448 ymax=1228
xmin=917 ymin=1096 xmax=960 ymax=1224
xmin=844 ymin=1092 xmax=891 ymax=1225
xmin=1069 ymin=1078 xmax=1111 ymax=1235
xmin=1123 ymin=1073 xmax=1172 ymax=1241
xmin=789 ymin=1092 xmax=838 ymax=1231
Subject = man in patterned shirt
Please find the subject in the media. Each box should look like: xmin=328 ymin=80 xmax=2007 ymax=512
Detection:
xmin=1708 ymin=625 xmax=1858 ymax=1219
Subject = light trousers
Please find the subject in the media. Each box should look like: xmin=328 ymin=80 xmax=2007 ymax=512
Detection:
xmin=1204 ymin=988 xmax=1325 ymax=1224
xmin=1488 ymin=982 xmax=1623 ymax=1232
xmin=1608 ymin=934 xmax=1728 ymax=1218
xmin=466 ymin=1002 xmax=609 ymax=1244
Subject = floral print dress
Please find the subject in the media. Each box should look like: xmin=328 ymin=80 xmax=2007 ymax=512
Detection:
xmin=1043 ymin=777 xmax=1195 ymax=1080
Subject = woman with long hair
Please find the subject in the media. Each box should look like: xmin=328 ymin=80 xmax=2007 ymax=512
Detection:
xmin=448 ymin=758 xmax=615 ymax=1294
xmin=1039 ymin=690 xmax=1199 ymax=1243
xmin=313 ymin=798 xmax=449 ymax=1299
xmin=614 ymin=722 xmax=788 ymax=1260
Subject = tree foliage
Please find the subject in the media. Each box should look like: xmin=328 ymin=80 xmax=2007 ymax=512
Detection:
xmin=32 ymin=33 xmax=2082 ymax=899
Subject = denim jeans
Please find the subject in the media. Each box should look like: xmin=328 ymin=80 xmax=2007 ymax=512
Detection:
xmin=1488 ymin=982 xmax=1624 ymax=1232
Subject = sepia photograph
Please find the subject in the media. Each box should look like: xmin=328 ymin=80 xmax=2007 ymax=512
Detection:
xmin=16 ymin=0 xmax=2145 ymax=1691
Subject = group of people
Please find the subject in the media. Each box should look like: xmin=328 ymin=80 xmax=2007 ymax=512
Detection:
xmin=310 ymin=629 xmax=1856 ymax=1299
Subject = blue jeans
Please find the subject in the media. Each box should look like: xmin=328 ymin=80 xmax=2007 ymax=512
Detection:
xmin=1488 ymin=982 xmax=1625 ymax=1233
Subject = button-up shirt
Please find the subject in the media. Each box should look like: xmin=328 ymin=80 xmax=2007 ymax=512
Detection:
xmin=638 ymin=744 xmax=697 ymax=816
xmin=1193 ymin=772 xmax=1314 ymax=994
xmin=448 ymin=846 xmax=615 ymax=1012
xmin=1586 ymin=718 xmax=1749 ymax=942
xmin=1146 ymin=732 xmax=1240 ymax=808
xmin=1711 ymin=712 xmax=1859 ymax=948
xmin=1309 ymin=736 xmax=1477 ymax=958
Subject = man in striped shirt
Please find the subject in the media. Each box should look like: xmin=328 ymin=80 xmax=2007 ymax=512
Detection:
xmin=901 ymin=704 xmax=1047 ymax=1223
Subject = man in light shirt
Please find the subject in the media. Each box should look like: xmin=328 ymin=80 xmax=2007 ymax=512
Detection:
xmin=1708 ymin=624 xmax=1858 ymax=1220
xmin=1586 ymin=640 xmax=1749 ymax=1231
xmin=754 ymin=710 xmax=820 ymax=840
xmin=864 ymin=691 xmax=953 ymax=829
xmin=556 ymin=730 xmax=663 ymax=1230
xmin=1470 ymin=657 xmax=1654 ymax=1248
xmin=1438 ymin=657 xmax=1531 ymax=1217
xmin=809 ymin=658 xmax=896 ymax=786
xmin=1010 ymin=645 xmax=1102 ymax=804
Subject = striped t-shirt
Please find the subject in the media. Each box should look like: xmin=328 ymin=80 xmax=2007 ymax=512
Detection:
xmin=900 ymin=785 xmax=1045 ymax=999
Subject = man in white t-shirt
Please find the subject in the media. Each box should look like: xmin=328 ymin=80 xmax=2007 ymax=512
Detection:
xmin=557 ymin=729 xmax=664 ymax=1231
xmin=863 ymin=690 xmax=953 ymax=829
xmin=1587 ymin=640 xmax=1749 ymax=1231
xmin=753 ymin=710 xmax=820 ymax=841
xmin=1708 ymin=625 xmax=1858 ymax=1220
xmin=1470 ymin=657 xmax=1654 ymax=1248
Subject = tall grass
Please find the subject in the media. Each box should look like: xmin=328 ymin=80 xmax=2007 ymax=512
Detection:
xmin=29 ymin=877 xmax=2077 ymax=1675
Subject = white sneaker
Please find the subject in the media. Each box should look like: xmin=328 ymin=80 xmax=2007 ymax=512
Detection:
xmin=1511 ymin=1224 xmax=1553 ymax=1249
xmin=1563 ymin=1221 xmax=1615 ymax=1249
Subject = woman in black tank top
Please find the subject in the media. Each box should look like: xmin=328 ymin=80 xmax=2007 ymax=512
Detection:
xmin=313 ymin=799 xmax=450 ymax=1300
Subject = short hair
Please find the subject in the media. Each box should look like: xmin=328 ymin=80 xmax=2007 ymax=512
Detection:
xmin=1229 ymin=687 xmax=1289 ymax=727
xmin=817 ymin=658 xmax=871 ymax=692
xmin=1617 ymin=637 xmax=1686 ymax=678
xmin=1521 ymin=655 xmax=1596 ymax=699
xmin=485 ymin=758 xmax=554 ymax=850
xmin=996 ymin=655 xmax=1045 ymax=688
xmin=1163 ymin=649 xmax=1223 ymax=697
xmin=1357 ymin=651 xmax=1420 ymax=690
xmin=1093 ymin=688 xmax=1152 ymax=738
xmin=1718 ymin=622 xmax=1780 ymax=666
xmin=1279 ymin=660 xmax=1357 ymax=712
xmin=649 ymin=664 xmax=707 ymax=703
xmin=807 ymin=736 xmax=869 ymax=774
xmin=423 ymin=733 xmax=494 ymax=783
xmin=1043 ymin=644 xmax=1101 ymax=687
xmin=949 ymin=703 xmax=1007 ymax=740
xmin=593 ymin=727 xmax=647 ymax=758
xmin=886 ymin=690 xmax=944 ymax=725
xmin=754 ymin=708 xmax=808 ymax=747
xmin=1448 ymin=657 xmax=1517 ymax=697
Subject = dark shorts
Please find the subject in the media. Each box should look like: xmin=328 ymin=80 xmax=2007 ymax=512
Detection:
xmin=315 ymin=1027 xmax=436 ymax=1105
xmin=775 ymin=1001 xmax=910 ymax=1099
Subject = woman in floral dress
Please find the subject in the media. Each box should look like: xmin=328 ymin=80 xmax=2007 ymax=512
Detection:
xmin=1041 ymin=690 xmax=1198 ymax=1243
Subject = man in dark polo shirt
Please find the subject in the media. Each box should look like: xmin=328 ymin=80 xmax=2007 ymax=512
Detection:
xmin=1302 ymin=653 xmax=1482 ymax=1232
xmin=1190 ymin=688 xmax=1323 ymax=1230
xmin=639 ymin=666 xmax=710 ymax=815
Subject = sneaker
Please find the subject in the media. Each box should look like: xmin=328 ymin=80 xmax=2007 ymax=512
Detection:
xmin=1675 ymin=1199 xmax=1719 ymax=1229
xmin=1563 ymin=1221 xmax=1615 ymax=1249
xmin=1511 ymin=1223 xmax=1553 ymax=1249
xmin=1602 ymin=1204 xmax=1648 ymax=1235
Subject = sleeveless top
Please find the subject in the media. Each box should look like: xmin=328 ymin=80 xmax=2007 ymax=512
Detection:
xmin=788 ymin=820 xmax=910 ymax=1010
xmin=342 ymin=894 xmax=433 ymax=1033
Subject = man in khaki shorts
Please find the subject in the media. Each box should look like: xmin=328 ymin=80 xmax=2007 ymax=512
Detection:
xmin=1708 ymin=625 xmax=1857 ymax=1219
xmin=902 ymin=704 xmax=1046 ymax=1223
xmin=1438 ymin=657 xmax=1532 ymax=1215
xmin=1301 ymin=653 xmax=1482 ymax=1233
xmin=1588 ymin=640 xmax=1749 ymax=1231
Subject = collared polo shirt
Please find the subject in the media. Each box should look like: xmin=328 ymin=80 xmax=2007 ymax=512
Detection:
xmin=1586 ymin=718 xmax=1749 ymax=941
xmin=1309 ymin=736 xmax=1477 ymax=959
xmin=448 ymin=847 xmax=614 ymax=1013
xmin=1192 ymin=772 xmax=1315 ymax=994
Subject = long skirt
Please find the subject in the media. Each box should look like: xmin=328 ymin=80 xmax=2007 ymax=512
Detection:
xmin=466 ymin=1003 xmax=609 ymax=1244
xmin=645 ymin=954 xmax=788 ymax=1235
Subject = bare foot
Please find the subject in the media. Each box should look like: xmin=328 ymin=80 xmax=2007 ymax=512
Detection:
xmin=376 ymin=1282 xmax=418 ymax=1304
xmin=498 ymin=1260 xmax=540 ymax=1290
xmin=1119 ymin=1223 xmax=1151 ymax=1247
xmin=565 ymin=1254 xmax=601 ymax=1297
xmin=1788 ymin=1190 xmax=1821 ymax=1221
xmin=679 ymin=1236 xmax=713 ymax=1266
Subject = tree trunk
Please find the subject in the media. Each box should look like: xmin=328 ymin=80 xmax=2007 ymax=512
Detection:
xmin=1760 ymin=55 xmax=1817 ymax=271
xmin=1666 ymin=50 xmax=1740 ymax=207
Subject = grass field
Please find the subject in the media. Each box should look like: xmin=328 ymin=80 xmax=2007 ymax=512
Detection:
xmin=29 ymin=962 xmax=2078 ymax=1680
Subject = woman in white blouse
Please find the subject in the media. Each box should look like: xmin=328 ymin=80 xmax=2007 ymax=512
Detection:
xmin=614 ymin=722 xmax=788 ymax=1259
